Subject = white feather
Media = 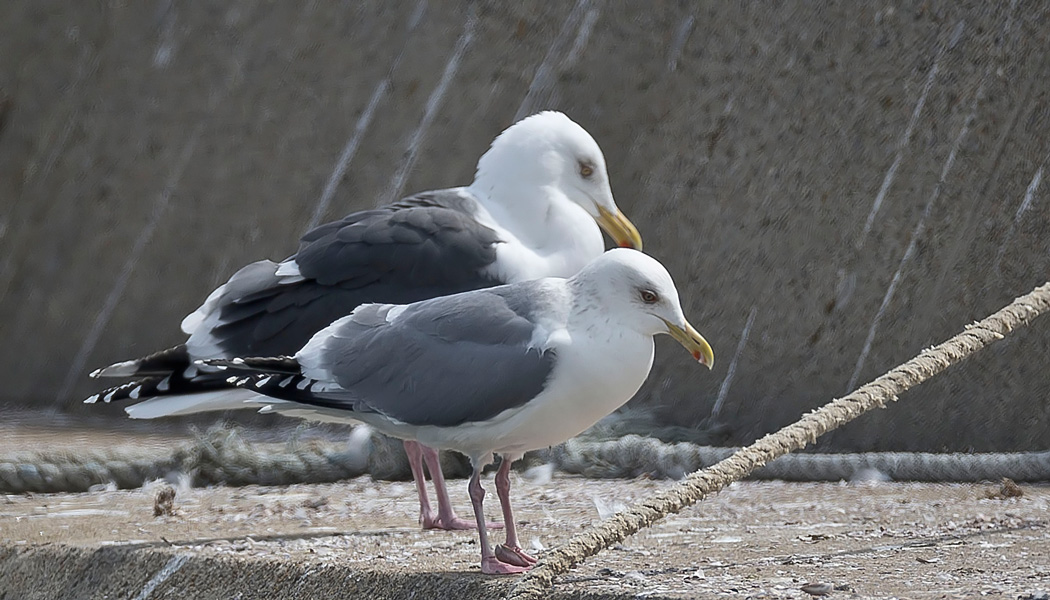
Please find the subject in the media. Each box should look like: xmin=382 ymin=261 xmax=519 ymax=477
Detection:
xmin=275 ymin=260 xmax=305 ymax=283
xmin=124 ymin=389 xmax=263 ymax=419
xmin=181 ymin=281 xmax=228 ymax=335
xmin=384 ymin=305 xmax=407 ymax=323
xmin=258 ymin=400 xmax=367 ymax=425
xmin=91 ymin=359 xmax=144 ymax=378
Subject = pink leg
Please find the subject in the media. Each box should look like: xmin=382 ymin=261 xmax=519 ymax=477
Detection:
xmin=420 ymin=445 xmax=502 ymax=531
xmin=403 ymin=441 xmax=438 ymax=529
xmin=469 ymin=464 xmax=528 ymax=575
xmin=492 ymin=456 xmax=537 ymax=567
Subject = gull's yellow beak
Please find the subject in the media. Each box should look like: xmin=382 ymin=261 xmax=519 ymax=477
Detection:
xmin=596 ymin=205 xmax=643 ymax=250
xmin=661 ymin=318 xmax=715 ymax=369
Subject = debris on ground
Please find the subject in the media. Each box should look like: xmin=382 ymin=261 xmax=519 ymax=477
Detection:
xmin=153 ymin=485 xmax=176 ymax=517
xmin=986 ymin=477 xmax=1024 ymax=499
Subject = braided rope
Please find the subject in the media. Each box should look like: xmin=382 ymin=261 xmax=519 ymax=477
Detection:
xmin=506 ymin=282 xmax=1050 ymax=599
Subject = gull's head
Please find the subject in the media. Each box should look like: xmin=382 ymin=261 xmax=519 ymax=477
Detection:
xmin=574 ymin=249 xmax=714 ymax=368
xmin=473 ymin=111 xmax=642 ymax=250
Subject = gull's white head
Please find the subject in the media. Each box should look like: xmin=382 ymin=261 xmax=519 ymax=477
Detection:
xmin=471 ymin=111 xmax=642 ymax=250
xmin=571 ymin=249 xmax=714 ymax=368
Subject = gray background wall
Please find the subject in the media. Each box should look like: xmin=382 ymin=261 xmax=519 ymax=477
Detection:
xmin=1 ymin=1 xmax=1047 ymax=452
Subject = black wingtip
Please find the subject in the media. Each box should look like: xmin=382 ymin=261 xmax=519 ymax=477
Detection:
xmin=204 ymin=356 xmax=301 ymax=375
xmin=91 ymin=345 xmax=192 ymax=379
xmin=226 ymin=372 xmax=336 ymax=406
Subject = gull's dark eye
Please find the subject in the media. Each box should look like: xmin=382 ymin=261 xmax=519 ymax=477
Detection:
xmin=579 ymin=161 xmax=594 ymax=178
xmin=640 ymin=289 xmax=659 ymax=304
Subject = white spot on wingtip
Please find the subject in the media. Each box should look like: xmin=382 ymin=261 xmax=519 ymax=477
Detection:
xmin=275 ymin=260 xmax=302 ymax=280
xmin=296 ymin=379 xmax=310 ymax=390
xmin=279 ymin=376 xmax=295 ymax=388
xmin=256 ymin=376 xmax=271 ymax=387
xmin=157 ymin=376 xmax=171 ymax=392
xmin=90 ymin=359 xmax=142 ymax=379
xmin=85 ymin=394 xmax=99 ymax=404
xmin=129 ymin=386 xmax=141 ymax=400
xmin=385 ymin=305 xmax=407 ymax=323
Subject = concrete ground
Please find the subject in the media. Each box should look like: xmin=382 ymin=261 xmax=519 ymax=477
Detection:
xmin=3 ymin=475 xmax=1048 ymax=599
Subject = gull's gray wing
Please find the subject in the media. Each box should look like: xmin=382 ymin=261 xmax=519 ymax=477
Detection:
xmin=190 ymin=190 xmax=503 ymax=359
xmin=230 ymin=284 xmax=559 ymax=428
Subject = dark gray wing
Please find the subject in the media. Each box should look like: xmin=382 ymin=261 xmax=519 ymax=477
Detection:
xmin=234 ymin=285 xmax=557 ymax=428
xmin=87 ymin=190 xmax=503 ymax=405
xmin=197 ymin=190 xmax=503 ymax=358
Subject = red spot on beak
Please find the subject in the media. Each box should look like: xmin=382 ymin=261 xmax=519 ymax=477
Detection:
xmin=618 ymin=241 xmax=632 ymax=248
xmin=692 ymin=350 xmax=702 ymax=362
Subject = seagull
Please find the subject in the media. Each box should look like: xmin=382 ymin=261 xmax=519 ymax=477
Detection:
xmin=86 ymin=111 xmax=643 ymax=532
xmin=208 ymin=249 xmax=715 ymax=574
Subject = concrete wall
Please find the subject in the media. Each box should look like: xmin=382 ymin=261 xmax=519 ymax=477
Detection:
xmin=1 ymin=1 xmax=1048 ymax=451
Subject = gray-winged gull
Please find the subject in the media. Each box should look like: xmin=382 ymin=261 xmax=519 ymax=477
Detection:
xmin=86 ymin=111 xmax=643 ymax=532
xmin=209 ymin=248 xmax=715 ymax=574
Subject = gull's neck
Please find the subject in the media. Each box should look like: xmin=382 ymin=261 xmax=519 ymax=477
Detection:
xmin=467 ymin=182 xmax=604 ymax=282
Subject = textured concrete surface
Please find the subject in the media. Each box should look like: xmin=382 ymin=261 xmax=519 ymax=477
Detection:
xmin=1 ymin=1 xmax=1049 ymax=451
xmin=2 ymin=478 xmax=1049 ymax=599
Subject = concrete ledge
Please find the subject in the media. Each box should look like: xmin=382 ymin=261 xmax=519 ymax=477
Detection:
xmin=3 ymin=545 xmax=623 ymax=600
xmin=3 ymin=479 xmax=1049 ymax=599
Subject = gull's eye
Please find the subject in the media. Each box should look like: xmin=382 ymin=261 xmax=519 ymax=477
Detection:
xmin=579 ymin=162 xmax=594 ymax=178
xmin=640 ymin=289 xmax=659 ymax=304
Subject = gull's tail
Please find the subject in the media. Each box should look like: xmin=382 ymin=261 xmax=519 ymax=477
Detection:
xmin=86 ymin=344 xmax=229 ymax=406
xmin=211 ymin=357 xmax=345 ymax=408
xmin=208 ymin=358 xmax=363 ymax=425
xmin=84 ymin=345 xmax=264 ymax=418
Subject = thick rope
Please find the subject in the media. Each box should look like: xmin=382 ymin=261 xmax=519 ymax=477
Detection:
xmin=552 ymin=438 xmax=1050 ymax=482
xmin=6 ymin=431 xmax=1050 ymax=494
xmin=0 ymin=429 xmax=374 ymax=494
xmin=506 ymin=281 xmax=1050 ymax=600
